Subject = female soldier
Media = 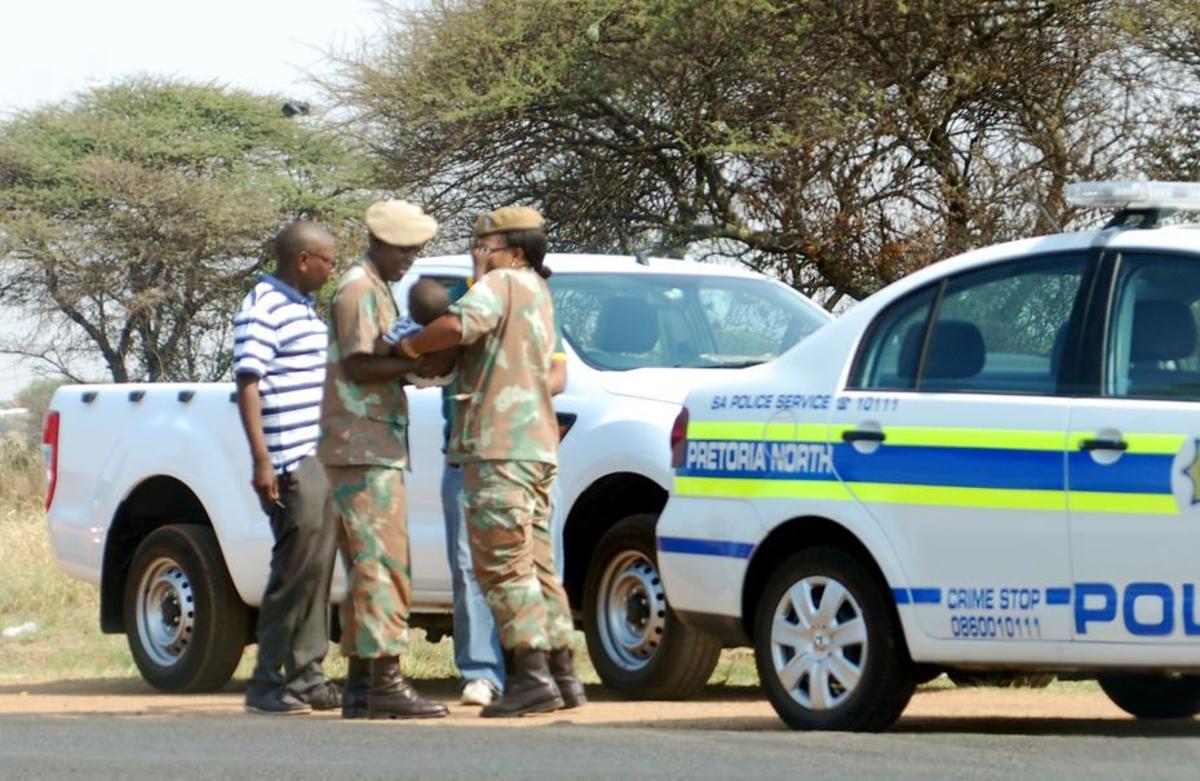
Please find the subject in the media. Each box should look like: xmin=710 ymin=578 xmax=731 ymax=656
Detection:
xmin=394 ymin=206 xmax=584 ymax=718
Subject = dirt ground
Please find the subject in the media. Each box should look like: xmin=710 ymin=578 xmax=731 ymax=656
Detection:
xmin=0 ymin=676 xmax=1136 ymax=729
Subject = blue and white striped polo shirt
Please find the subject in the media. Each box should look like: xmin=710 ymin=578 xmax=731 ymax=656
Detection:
xmin=232 ymin=274 xmax=327 ymax=473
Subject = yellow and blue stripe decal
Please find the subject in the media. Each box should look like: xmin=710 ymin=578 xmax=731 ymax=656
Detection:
xmin=675 ymin=423 xmax=1186 ymax=515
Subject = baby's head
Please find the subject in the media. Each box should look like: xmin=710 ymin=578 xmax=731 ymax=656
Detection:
xmin=408 ymin=278 xmax=451 ymax=325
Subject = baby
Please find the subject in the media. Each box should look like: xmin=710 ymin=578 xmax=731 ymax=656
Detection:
xmin=383 ymin=278 xmax=458 ymax=387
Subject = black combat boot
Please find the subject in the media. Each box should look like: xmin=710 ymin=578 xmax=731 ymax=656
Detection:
xmin=480 ymin=649 xmax=564 ymax=718
xmin=367 ymin=656 xmax=449 ymax=719
xmin=341 ymin=656 xmax=371 ymax=719
xmin=548 ymin=647 xmax=587 ymax=709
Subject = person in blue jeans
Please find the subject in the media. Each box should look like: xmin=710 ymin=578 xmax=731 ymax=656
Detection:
xmin=442 ymin=456 xmax=505 ymax=705
xmin=442 ymin=229 xmax=568 ymax=706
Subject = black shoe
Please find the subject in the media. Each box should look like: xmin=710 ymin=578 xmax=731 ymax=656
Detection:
xmin=245 ymin=688 xmax=312 ymax=716
xmin=342 ymin=656 xmax=371 ymax=719
xmin=299 ymin=680 xmax=342 ymax=711
xmin=481 ymin=649 xmax=564 ymax=718
xmin=548 ymin=648 xmax=587 ymax=709
xmin=367 ymin=656 xmax=448 ymax=720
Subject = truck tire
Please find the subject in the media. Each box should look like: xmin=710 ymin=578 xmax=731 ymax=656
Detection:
xmin=123 ymin=524 xmax=250 ymax=692
xmin=583 ymin=513 xmax=721 ymax=699
xmin=753 ymin=546 xmax=915 ymax=731
xmin=1098 ymin=673 xmax=1200 ymax=719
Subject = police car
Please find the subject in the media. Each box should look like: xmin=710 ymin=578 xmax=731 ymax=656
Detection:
xmin=656 ymin=181 xmax=1200 ymax=731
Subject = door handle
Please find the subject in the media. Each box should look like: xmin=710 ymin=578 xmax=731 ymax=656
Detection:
xmin=1079 ymin=438 xmax=1128 ymax=452
xmin=842 ymin=430 xmax=886 ymax=444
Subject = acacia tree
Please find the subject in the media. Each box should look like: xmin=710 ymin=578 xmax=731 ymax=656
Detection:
xmin=0 ymin=79 xmax=368 ymax=382
xmin=332 ymin=0 xmax=1197 ymax=305
xmin=1132 ymin=2 xmax=1200 ymax=180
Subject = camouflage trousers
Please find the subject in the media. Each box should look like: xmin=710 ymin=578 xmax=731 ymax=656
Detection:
xmin=463 ymin=459 xmax=573 ymax=651
xmin=325 ymin=465 xmax=411 ymax=658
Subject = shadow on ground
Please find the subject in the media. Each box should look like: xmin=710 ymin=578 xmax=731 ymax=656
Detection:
xmin=0 ymin=676 xmax=762 ymax=700
xmin=4 ymin=676 xmax=1196 ymax=739
xmin=576 ymin=713 xmax=1200 ymax=737
xmin=891 ymin=715 xmax=1200 ymax=738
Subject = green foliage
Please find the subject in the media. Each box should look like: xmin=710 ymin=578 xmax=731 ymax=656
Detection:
xmin=0 ymin=79 xmax=369 ymax=382
xmin=334 ymin=0 xmax=1200 ymax=303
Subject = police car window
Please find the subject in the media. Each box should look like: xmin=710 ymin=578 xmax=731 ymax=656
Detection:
xmin=923 ymin=255 xmax=1085 ymax=394
xmin=851 ymin=255 xmax=1086 ymax=394
xmin=850 ymin=286 xmax=936 ymax=390
xmin=1107 ymin=253 xmax=1200 ymax=401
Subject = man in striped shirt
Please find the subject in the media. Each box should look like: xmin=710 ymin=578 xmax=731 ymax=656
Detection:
xmin=234 ymin=220 xmax=340 ymax=716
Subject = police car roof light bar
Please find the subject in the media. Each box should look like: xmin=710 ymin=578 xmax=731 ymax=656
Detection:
xmin=1066 ymin=181 xmax=1200 ymax=230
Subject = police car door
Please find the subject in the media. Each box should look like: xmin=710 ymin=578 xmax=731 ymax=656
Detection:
xmin=1067 ymin=249 xmax=1200 ymax=645
xmin=831 ymin=253 xmax=1091 ymax=643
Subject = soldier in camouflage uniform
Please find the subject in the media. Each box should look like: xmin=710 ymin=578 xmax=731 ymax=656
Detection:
xmin=395 ymin=206 xmax=585 ymax=718
xmin=317 ymin=199 xmax=448 ymax=720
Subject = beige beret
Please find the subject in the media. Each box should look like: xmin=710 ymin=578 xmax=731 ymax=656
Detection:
xmin=365 ymin=200 xmax=438 ymax=247
xmin=473 ymin=206 xmax=545 ymax=237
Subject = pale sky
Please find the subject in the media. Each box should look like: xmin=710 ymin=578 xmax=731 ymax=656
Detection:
xmin=0 ymin=0 xmax=383 ymax=400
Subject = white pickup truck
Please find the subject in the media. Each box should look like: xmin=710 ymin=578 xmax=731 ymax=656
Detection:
xmin=44 ymin=253 xmax=829 ymax=696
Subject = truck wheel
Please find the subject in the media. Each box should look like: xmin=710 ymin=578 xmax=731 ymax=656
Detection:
xmin=754 ymin=546 xmax=915 ymax=731
xmin=1098 ymin=673 xmax=1200 ymax=719
xmin=123 ymin=525 xmax=250 ymax=692
xmin=583 ymin=513 xmax=721 ymax=699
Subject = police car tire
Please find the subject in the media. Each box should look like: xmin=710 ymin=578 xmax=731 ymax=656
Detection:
xmin=582 ymin=514 xmax=722 ymax=700
xmin=1097 ymin=674 xmax=1200 ymax=719
xmin=753 ymin=546 xmax=915 ymax=732
xmin=123 ymin=524 xmax=250 ymax=693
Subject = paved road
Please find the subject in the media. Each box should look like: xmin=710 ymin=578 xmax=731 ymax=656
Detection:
xmin=1 ymin=680 xmax=1198 ymax=780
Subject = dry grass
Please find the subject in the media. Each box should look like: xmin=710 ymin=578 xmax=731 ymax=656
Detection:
xmin=0 ymin=441 xmax=136 ymax=679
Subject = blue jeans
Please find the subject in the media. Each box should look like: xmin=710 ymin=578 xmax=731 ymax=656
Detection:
xmin=442 ymin=464 xmax=505 ymax=690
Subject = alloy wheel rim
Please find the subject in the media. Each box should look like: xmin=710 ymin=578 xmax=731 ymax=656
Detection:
xmin=769 ymin=575 xmax=867 ymax=711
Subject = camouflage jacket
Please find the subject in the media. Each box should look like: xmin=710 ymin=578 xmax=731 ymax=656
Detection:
xmin=317 ymin=258 xmax=409 ymax=468
xmin=448 ymin=267 xmax=559 ymax=464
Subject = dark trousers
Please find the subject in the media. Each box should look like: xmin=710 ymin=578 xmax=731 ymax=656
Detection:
xmin=248 ymin=454 xmax=338 ymax=697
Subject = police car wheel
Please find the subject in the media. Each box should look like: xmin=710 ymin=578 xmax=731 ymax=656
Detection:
xmin=754 ymin=546 xmax=915 ymax=731
xmin=1097 ymin=673 xmax=1200 ymax=719
xmin=583 ymin=513 xmax=721 ymax=699
xmin=123 ymin=524 xmax=250 ymax=692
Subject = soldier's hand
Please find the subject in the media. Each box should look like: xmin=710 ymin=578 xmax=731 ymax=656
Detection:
xmin=252 ymin=456 xmax=280 ymax=512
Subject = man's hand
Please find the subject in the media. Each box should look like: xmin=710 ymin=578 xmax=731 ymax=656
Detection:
xmin=235 ymin=373 xmax=280 ymax=515
xmin=252 ymin=455 xmax=280 ymax=510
